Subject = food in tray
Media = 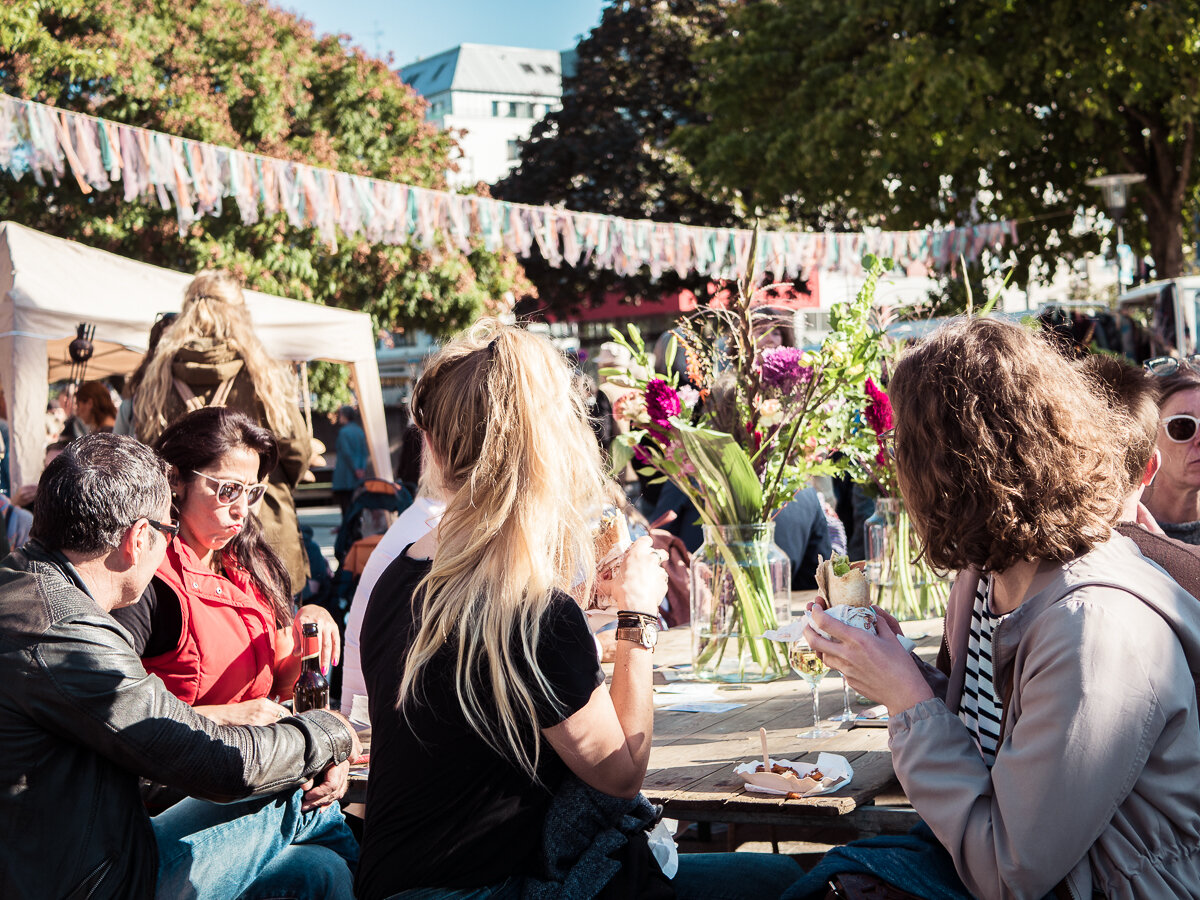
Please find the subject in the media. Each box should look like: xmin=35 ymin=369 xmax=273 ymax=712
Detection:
xmin=736 ymin=753 xmax=852 ymax=797
xmin=754 ymin=762 xmax=826 ymax=782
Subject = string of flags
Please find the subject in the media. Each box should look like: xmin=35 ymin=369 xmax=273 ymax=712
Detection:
xmin=0 ymin=94 xmax=1017 ymax=280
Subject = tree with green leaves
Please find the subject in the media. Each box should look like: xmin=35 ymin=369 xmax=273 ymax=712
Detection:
xmin=495 ymin=0 xmax=775 ymax=314
xmin=0 ymin=0 xmax=528 ymax=408
xmin=679 ymin=0 xmax=1200 ymax=283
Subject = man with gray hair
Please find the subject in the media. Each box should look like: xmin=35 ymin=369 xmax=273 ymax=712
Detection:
xmin=0 ymin=434 xmax=361 ymax=900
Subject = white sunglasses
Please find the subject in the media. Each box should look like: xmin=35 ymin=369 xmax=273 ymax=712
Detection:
xmin=192 ymin=470 xmax=268 ymax=505
xmin=1162 ymin=414 xmax=1200 ymax=444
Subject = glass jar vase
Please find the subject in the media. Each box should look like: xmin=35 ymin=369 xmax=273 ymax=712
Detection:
xmin=864 ymin=497 xmax=950 ymax=621
xmin=689 ymin=523 xmax=791 ymax=683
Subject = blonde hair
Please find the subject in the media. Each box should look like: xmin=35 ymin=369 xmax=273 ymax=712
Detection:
xmin=402 ymin=319 xmax=608 ymax=778
xmin=134 ymin=271 xmax=298 ymax=443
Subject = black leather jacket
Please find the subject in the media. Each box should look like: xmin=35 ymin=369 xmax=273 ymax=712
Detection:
xmin=0 ymin=542 xmax=354 ymax=900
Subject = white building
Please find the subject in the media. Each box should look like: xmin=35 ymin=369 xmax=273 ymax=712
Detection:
xmin=400 ymin=43 xmax=567 ymax=187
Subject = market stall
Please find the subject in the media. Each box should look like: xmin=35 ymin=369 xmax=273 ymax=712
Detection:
xmin=0 ymin=221 xmax=391 ymax=489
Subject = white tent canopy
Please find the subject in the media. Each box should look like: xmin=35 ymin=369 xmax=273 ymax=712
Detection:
xmin=0 ymin=221 xmax=392 ymax=490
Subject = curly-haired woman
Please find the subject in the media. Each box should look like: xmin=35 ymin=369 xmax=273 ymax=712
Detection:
xmin=794 ymin=318 xmax=1200 ymax=900
xmin=131 ymin=271 xmax=313 ymax=594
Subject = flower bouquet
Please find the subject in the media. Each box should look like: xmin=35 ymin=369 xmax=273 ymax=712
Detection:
xmin=603 ymin=251 xmax=890 ymax=681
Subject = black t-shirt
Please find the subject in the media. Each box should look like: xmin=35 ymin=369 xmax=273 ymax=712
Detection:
xmin=355 ymin=549 xmax=604 ymax=900
xmin=110 ymin=578 xmax=183 ymax=658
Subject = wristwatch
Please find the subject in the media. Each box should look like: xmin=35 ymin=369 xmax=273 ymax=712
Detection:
xmin=616 ymin=613 xmax=659 ymax=649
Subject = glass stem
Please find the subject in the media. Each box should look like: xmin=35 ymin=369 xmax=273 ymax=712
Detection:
xmin=842 ymin=678 xmax=853 ymax=720
xmin=810 ymin=684 xmax=821 ymax=729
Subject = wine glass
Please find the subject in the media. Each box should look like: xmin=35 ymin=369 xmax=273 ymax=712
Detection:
xmin=830 ymin=673 xmax=856 ymax=725
xmin=790 ymin=640 xmax=838 ymax=739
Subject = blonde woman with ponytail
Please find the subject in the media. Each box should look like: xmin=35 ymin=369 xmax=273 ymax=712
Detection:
xmin=131 ymin=270 xmax=313 ymax=594
xmin=355 ymin=321 xmax=802 ymax=900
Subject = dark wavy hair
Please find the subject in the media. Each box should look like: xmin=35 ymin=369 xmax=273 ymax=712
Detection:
xmin=1078 ymin=354 xmax=1159 ymax=491
xmin=154 ymin=407 xmax=292 ymax=627
xmin=890 ymin=317 xmax=1126 ymax=573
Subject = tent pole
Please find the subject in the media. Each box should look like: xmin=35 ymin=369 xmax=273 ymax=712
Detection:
xmin=299 ymin=361 xmax=313 ymax=434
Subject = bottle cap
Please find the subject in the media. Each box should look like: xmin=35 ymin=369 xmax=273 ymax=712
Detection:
xmin=302 ymin=622 xmax=319 ymax=636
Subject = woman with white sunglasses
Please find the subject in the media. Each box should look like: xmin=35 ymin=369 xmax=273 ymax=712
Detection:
xmin=1142 ymin=364 xmax=1200 ymax=544
xmin=113 ymin=406 xmax=341 ymax=727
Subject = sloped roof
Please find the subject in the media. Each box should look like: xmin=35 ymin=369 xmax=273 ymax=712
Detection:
xmin=401 ymin=43 xmax=563 ymax=97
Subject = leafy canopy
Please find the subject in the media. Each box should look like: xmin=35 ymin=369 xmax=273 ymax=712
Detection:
xmin=680 ymin=0 xmax=1200 ymax=282
xmin=0 ymin=0 xmax=529 ymax=409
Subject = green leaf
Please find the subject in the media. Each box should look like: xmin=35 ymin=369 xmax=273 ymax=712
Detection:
xmin=675 ymin=421 xmax=763 ymax=523
xmin=609 ymin=434 xmax=638 ymax=475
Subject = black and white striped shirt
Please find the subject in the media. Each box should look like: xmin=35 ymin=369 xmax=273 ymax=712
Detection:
xmin=958 ymin=575 xmax=1009 ymax=766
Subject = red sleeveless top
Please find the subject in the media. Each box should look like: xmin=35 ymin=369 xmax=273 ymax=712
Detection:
xmin=144 ymin=538 xmax=280 ymax=706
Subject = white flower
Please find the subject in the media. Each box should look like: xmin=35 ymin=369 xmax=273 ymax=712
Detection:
xmin=677 ymin=385 xmax=700 ymax=410
xmin=757 ymin=397 xmax=784 ymax=428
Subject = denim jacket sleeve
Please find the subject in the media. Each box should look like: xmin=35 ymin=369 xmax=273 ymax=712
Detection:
xmin=887 ymin=589 xmax=1177 ymax=900
xmin=29 ymin=613 xmax=352 ymax=802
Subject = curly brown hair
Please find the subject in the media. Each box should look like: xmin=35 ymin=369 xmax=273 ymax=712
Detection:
xmin=890 ymin=318 xmax=1127 ymax=572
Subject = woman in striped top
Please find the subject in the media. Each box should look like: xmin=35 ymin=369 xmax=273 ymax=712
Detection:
xmin=798 ymin=318 xmax=1200 ymax=900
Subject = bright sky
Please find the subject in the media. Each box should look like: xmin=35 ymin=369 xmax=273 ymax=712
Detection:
xmin=280 ymin=0 xmax=608 ymax=66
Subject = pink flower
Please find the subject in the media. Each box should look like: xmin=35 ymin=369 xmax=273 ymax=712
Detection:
xmin=645 ymin=379 xmax=682 ymax=429
xmin=864 ymin=377 xmax=893 ymax=436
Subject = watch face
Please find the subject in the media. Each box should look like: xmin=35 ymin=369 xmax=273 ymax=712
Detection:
xmin=641 ymin=624 xmax=658 ymax=647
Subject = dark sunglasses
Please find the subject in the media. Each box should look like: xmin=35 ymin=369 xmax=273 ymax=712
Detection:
xmin=1144 ymin=355 xmax=1200 ymax=377
xmin=145 ymin=518 xmax=180 ymax=539
xmin=192 ymin=470 xmax=268 ymax=506
xmin=1163 ymin=414 xmax=1200 ymax=443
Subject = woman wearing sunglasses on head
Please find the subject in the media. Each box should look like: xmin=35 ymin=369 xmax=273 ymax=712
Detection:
xmin=1141 ymin=362 xmax=1200 ymax=544
xmin=131 ymin=270 xmax=314 ymax=605
xmin=112 ymin=407 xmax=340 ymax=727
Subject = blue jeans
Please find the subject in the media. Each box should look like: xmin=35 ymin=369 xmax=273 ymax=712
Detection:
xmin=384 ymin=853 xmax=801 ymax=900
xmin=383 ymin=880 xmax=521 ymax=900
xmin=673 ymin=852 xmax=804 ymax=900
xmin=152 ymin=789 xmax=358 ymax=900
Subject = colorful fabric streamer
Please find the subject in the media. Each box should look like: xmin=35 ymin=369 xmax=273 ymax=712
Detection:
xmin=0 ymin=94 xmax=1016 ymax=278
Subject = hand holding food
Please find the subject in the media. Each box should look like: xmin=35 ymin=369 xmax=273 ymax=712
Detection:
xmin=814 ymin=554 xmax=877 ymax=634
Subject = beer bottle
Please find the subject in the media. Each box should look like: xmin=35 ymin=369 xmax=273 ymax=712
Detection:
xmin=292 ymin=622 xmax=329 ymax=713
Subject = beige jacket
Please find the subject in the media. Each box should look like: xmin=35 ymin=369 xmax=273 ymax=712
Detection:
xmin=889 ymin=533 xmax=1200 ymax=900
xmin=139 ymin=341 xmax=312 ymax=593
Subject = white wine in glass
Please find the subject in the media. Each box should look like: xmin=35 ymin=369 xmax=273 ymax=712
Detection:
xmin=790 ymin=641 xmax=838 ymax=739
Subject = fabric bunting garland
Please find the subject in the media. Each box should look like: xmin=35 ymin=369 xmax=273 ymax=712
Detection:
xmin=0 ymin=94 xmax=1017 ymax=279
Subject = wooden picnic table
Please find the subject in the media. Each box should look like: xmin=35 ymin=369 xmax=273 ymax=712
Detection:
xmin=638 ymin=601 xmax=943 ymax=836
xmin=345 ymin=593 xmax=943 ymax=839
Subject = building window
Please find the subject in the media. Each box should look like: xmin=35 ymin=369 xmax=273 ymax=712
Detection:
xmin=507 ymin=140 xmax=521 ymax=161
xmin=492 ymin=100 xmax=506 ymax=117
xmin=519 ymin=63 xmax=536 ymax=74
xmin=541 ymin=64 xmax=555 ymax=75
